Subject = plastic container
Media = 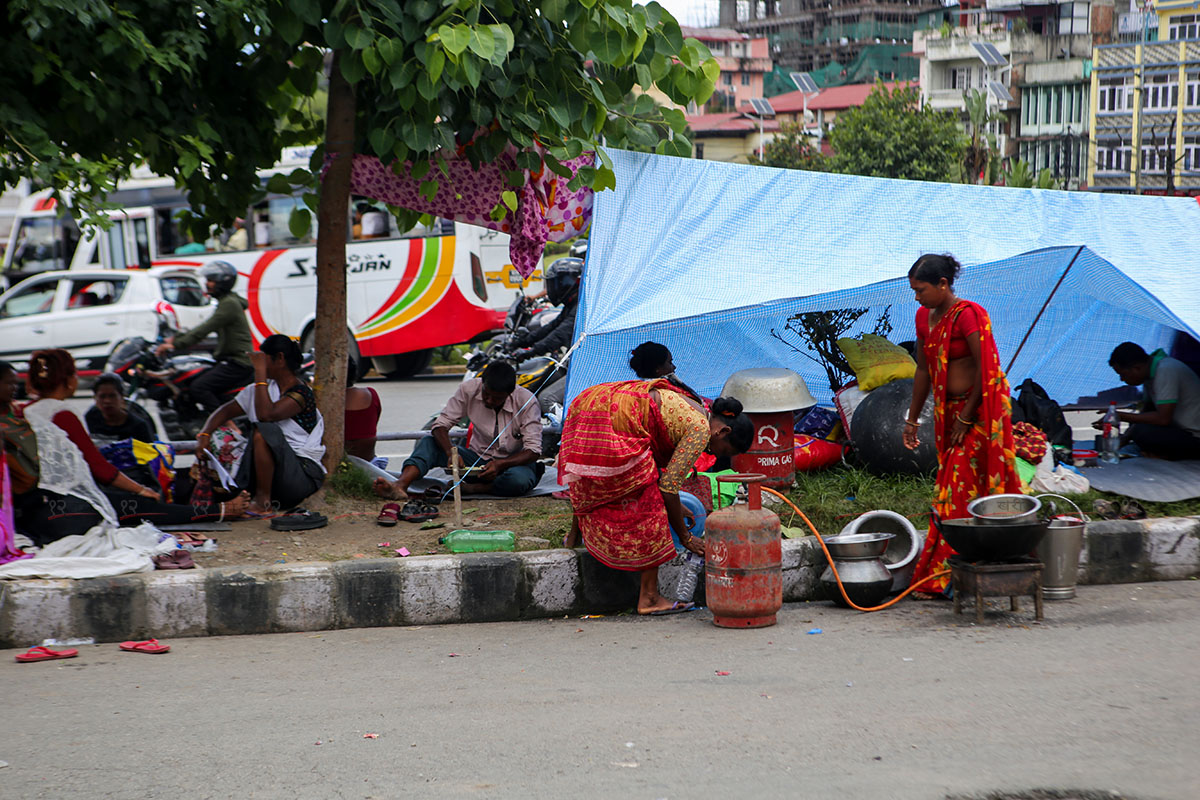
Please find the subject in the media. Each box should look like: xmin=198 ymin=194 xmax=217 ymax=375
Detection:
xmin=438 ymin=530 xmax=516 ymax=553
xmin=674 ymin=551 xmax=704 ymax=602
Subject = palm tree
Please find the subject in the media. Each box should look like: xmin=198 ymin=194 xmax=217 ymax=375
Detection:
xmin=963 ymin=89 xmax=1000 ymax=184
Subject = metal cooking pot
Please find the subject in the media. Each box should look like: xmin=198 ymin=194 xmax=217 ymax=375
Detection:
xmin=967 ymin=494 xmax=1042 ymax=526
xmin=821 ymin=532 xmax=895 ymax=560
xmin=720 ymin=368 xmax=816 ymax=413
xmin=937 ymin=517 xmax=1048 ymax=561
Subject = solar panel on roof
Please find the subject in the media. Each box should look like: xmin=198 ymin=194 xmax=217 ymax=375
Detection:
xmin=749 ymin=98 xmax=776 ymax=116
xmin=790 ymin=71 xmax=819 ymax=93
xmin=988 ymin=81 xmax=1013 ymax=102
xmin=971 ymin=42 xmax=1008 ymax=66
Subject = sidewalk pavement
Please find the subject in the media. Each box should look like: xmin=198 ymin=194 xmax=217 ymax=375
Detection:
xmin=2 ymin=517 xmax=1197 ymax=648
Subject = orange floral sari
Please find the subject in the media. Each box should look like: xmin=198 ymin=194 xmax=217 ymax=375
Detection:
xmin=912 ymin=300 xmax=1023 ymax=592
xmin=560 ymin=379 xmax=704 ymax=571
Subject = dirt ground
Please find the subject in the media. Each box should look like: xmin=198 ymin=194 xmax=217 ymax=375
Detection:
xmin=189 ymin=493 xmax=573 ymax=568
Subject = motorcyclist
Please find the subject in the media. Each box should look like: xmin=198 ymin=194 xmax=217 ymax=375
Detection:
xmin=155 ymin=261 xmax=254 ymax=411
xmin=511 ymin=257 xmax=583 ymax=363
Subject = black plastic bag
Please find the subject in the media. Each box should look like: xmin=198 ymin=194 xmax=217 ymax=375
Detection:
xmin=1013 ymin=378 xmax=1072 ymax=448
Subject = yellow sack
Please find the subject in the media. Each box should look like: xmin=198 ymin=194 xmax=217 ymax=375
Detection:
xmin=836 ymin=334 xmax=916 ymax=391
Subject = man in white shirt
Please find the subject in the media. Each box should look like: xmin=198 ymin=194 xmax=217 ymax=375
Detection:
xmin=373 ymin=362 xmax=543 ymax=498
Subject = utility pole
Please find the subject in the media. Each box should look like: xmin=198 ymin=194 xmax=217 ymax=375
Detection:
xmin=1133 ymin=0 xmax=1150 ymax=194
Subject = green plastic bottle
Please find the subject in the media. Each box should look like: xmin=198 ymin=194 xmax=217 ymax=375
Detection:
xmin=438 ymin=530 xmax=516 ymax=553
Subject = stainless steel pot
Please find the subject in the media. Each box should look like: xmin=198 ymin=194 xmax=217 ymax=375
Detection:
xmin=967 ymin=494 xmax=1042 ymax=526
xmin=720 ymin=368 xmax=816 ymax=413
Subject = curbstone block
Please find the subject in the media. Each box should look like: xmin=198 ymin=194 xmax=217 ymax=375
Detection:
xmin=0 ymin=579 xmax=76 ymax=649
xmin=1144 ymin=518 xmax=1200 ymax=581
xmin=205 ymin=570 xmax=277 ymax=636
xmin=331 ymin=559 xmax=405 ymax=629
xmin=399 ymin=555 xmax=462 ymax=625
xmin=782 ymin=538 xmax=826 ymax=602
xmin=144 ymin=570 xmax=208 ymax=639
xmin=268 ymin=564 xmax=336 ymax=633
xmin=1083 ymin=521 xmax=1148 ymax=584
xmin=576 ymin=550 xmax=640 ymax=611
xmin=69 ymin=576 xmax=147 ymax=644
xmin=520 ymin=550 xmax=580 ymax=617
xmin=460 ymin=553 xmax=522 ymax=623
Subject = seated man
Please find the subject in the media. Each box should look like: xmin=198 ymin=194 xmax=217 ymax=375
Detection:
xmin=1105 ymin=341 xmax=1200 ymax=460
xmin=85 ymin=373 xmax=156 ymax=443
xmin=373 ymin=362 xmax=542 ymax=499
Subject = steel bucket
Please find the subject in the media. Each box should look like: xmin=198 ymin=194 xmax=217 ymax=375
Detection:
xmin=1036 ymin=518 xmax=1085 ymax=600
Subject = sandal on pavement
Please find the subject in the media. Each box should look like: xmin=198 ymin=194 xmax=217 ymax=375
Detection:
xmin=270 ymin=510 xmax=328 ymax=531
xmin=376 ymin=502 xmax=401 ymax=527
xmin=15 ymin=645 xmax=79 ymax=663
xmin=400 ymin=500 xmax=439 ymax=523
xmin=420 ymin=482 xmax=449 ymax=505
xmin=119 ymin=639 xmax=170 ymax=654
xmin=646 ymin=601 xmax=697 ymax=616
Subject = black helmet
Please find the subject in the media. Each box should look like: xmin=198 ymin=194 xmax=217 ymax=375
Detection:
xmin=544 ymin=257 xmax=583 ymax=306
xmin=199 ymin=260 xmax=238 ymax=298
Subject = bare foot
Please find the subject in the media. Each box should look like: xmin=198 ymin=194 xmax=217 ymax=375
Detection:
xmin=637 ymin=598 xmax=682 ymax=615
xmin=221 ymin=491 xmax=250 ymax=520
xmin=373 ymin=477 xmax=403 ymax=499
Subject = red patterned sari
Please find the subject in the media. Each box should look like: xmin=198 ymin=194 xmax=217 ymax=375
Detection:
xmin=911 ymin=300 xmax=1023 ymax=592
xmin=560 ymin=379 xmax=703 ymax=571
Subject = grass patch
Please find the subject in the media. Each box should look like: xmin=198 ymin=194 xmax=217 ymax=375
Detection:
xmin=780 ymin=465 xmax=1200 ymax=534
xmin=326 ymin=459 xmax=376 ymax=501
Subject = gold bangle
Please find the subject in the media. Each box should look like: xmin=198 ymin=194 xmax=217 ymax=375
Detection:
xmin=904 ymin=420 xmax=920 ymax=428
xmin=197 ymin=432 xmax=211 ymax=440
xmin=255 ymin=381 xmax=268 ymax=387
xmin=955 ymin=414 xmax=974 ymax=425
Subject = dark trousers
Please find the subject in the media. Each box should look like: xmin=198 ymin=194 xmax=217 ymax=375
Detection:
xmin=1129 ymin=423 xmax=1200 ymax=460
xmin=234 ymin=422 xmax=325 ymax=511
xmin=190 ymin=361 xmax=254 ymax=411
xmin=15 ymin=488 xmax=231 ymax=547
xmin=403 ymin=437 xmax=539 ymax=497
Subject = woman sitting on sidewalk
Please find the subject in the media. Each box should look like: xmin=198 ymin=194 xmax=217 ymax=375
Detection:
xmin=14 ymin=349 xmax=247 ymax=546
xmin=198 ymin=335 xmax=325 ymax=515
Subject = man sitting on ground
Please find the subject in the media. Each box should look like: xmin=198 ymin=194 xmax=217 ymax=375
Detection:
xmin=1104 ymin=341 xmax=1200 ymax=460
xmin=373 ymin=362 xmax=542 ymax=499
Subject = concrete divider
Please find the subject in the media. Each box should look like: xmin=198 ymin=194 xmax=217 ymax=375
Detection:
xmin=2 ymin=518 xmax=1197 ymax=648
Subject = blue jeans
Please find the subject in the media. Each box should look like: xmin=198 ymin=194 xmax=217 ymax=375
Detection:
xmin=403 ymin=437 xmax=539 ymax=497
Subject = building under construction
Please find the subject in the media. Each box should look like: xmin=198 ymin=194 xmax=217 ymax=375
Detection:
xmin=720 ymin=0 xmax=943 ymax=87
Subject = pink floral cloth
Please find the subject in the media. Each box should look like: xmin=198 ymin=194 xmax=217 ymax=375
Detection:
xmin=346 ymin=147 xmax=594 ymax=279
xmin=1 ymin=457 xmax=33 ymax=565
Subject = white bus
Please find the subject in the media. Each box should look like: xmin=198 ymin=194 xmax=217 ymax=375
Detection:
xmin=1 ymin=150 xmax=543 ymax=377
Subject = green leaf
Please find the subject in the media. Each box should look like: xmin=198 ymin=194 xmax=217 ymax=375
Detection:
xmin=593 ymin=164 xmax=617 ymax=192
xmin=542 ymin=0 xmax=570 ymax=23
xmin=491 ymin=24 xmax=514 ymax=58
xmin=302 ymin=192 xmax=320 ymax=214
xmin=461 ymin=53 xmax=481 ymax=88
xmin=633 ymin=93 xmax=656 ymax=116
xmin=564 ymin=138 xmax=583 ymax=159
xmin=362 ymin=46 xmax=382 ymax=75
xmin=410 ymin=159 xmax=431 ymax=180
xmin=275 ymin=11 xmax=303 ymax=46
xmin=289 ymin=207 xmax=311 ymax=239
xmin=469 ymin=25 xmax=495 ymax=61
xmin=501 ymin=190 xmax=518 ymax=211
xmin=546 ymin=102 xmax=570 ymax=129
xmin=635 ymin=62 xmax=653 ymax=89
xmin=377 ymin=37 xmax=399 ymax=66
xmin=660 ymin=106 xmax=686 ymax=132
xmin=419 ymin=178 xmax=439 ymax=202
xmin=341 ymin=52 xmax=366 ymax=84
xmin=701 ymin=57 xmax=720 ymax=85
xmin=439 ymin=24 xmax=471 ymax=56
xmin=180 ymin=151 xmax=200 ymax=178
xmin=678 ymin=41 xmax=699 ymax=69
xmin=428 ymin=48 xmax=445 ymax=84
xmin=266 ymin=174 xmax=292 ymax=194
xmin=294 ymin=0 xmax=321 ymax=25
xmin=369 ymin=127 xmax=395 ymax=157
xmin=649 ymin=52 xmax=670 ymax=81
xmin=390 ymin=59 xmax=417 ymax=90
xmin=344 ymin=24 xmax=373 ymax=51
xmin=324 ymin=19 xmax=346 ymax=49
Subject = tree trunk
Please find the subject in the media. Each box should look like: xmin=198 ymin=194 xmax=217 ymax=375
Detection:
xmin=314 ymin=50 xmax=356 ymax=472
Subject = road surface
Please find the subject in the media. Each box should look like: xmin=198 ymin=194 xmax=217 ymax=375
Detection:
xmin=2 ymin=581 xmax=1197 ymax=799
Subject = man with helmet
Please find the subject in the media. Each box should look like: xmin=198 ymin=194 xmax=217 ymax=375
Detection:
xmin=156 ymin=261 xmax=254 ymax=411
xmin=511 ymin=257 xmax=583 ymax=363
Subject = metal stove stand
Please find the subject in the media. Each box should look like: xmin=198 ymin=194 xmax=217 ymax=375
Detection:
xmin=949 ymin=556 xmax=1044 ymax=624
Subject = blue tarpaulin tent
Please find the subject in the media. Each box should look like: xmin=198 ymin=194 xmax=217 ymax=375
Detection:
xmin=567 ymin=150 xmax=1200 ymax=407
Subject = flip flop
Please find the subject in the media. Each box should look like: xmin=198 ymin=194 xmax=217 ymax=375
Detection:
xmin=119 ymin=639 xmax=170 ymax=654
xmin=421 ymin=483 xmax=448 ymax=504
xmin=400 ymin=500 xmax=439 ymax=523
xmin=647 ymin=601 xmax=697 ymax=616
xmin=15 ymin=645 xmax=79 ymax=663
xmin=270 ymin=511 xmax=328 ymax=531
xmin=376 ymin=502 xmax=401 ymax=527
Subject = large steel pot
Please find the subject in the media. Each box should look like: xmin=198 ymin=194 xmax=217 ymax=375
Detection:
xmin=722 ymin=368 xmax=815 ymax=490
xmin=721 ymin=368 xmax=816 ymax=413
xmin=937 ymin=517 xmax=1048 ymax=562
xmin=967 ymin=494 xmax=1042 ymax=526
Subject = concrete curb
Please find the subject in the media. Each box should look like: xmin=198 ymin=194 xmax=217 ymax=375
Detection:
xmin=2 ymin=518 xmax=1198 ymax=648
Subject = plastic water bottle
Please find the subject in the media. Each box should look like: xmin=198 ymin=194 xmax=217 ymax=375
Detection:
xmin=674 ymin=551 xmax=704 ymax=602
xmin=1101 ymin=402 xmax=1121 ymax=464
xmin=438 ymin=530 xmax=516 ymax=553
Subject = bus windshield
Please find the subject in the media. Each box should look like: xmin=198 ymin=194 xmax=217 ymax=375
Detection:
xmin=5 ymin=217 xmax=80 ymax=275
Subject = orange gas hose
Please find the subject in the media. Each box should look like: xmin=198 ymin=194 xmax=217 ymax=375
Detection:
xmin=762 ymin=486 xmax=951 ymax=612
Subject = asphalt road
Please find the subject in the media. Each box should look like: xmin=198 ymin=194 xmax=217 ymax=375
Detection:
xmin=2 ymin=581 xmax=1197 ymax=799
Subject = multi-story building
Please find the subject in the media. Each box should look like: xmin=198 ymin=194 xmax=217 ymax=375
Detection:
xmin=916 ymin=0 xmax=1114 ymax=188
xmin=683 ymin=27 xmax=773 ymax=113
xmin=1088 ymin=35 xmax=1200 ymax=194
xmin=719 ymin=0 xmax=938 ymax=86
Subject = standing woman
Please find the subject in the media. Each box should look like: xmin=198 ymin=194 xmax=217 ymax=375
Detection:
xmin=559 ymin=378 xmax=753 ymax=614
xmin=902 ymin=254 xmax=1022 ymax=594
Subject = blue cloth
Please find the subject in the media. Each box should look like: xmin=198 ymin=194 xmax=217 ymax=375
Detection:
xmin=403 ymin=437 xmax=538 ymax=498
xmin=568 ymin=149 xmax=1200 ymax=410
xmin=670 ymin=491 xmax=707 ymax=551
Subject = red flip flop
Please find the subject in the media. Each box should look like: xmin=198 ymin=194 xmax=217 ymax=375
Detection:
xmin=119 ymin=639 xmax=170 ymax=654
xmin=15 ymin=645 xmax=79 ymax=663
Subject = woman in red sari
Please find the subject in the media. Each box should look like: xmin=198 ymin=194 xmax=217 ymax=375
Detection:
xmin=560 ymin=379 xmax=753 ymax=614
xmin=902 ymin=254 xmax=1022 ymax=594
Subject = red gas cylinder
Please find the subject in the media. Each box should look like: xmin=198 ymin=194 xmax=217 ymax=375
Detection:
xmin=732 ymin=410 xmax=795 ymax=489
xmin=705 ymin=474 xmax=783 ymax=628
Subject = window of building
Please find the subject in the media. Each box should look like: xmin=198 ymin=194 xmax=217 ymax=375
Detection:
xmin=950 ymin=66 xmax=972 ymax=91
xmin=1042 ymin=87 xmax=1052 ymax=124
xmin=1168 ymin=14 xmax=1199 ymax=40
xmin=1184 ymin=134 xmax=1200 ymax=170
xmin=1098 ymin=77 xmax=1131 ymax=112
xmin=709 ymin=42 xmax=725 ymax=56
xmin=723 ymin=72 xmax=733 ymax=85
xmin=1054 ymin=86 xmax=1063 ymax=124
xmin=741 ymin=71 xmax=751 ymax=86
xmin=1097 ymin=142 xmax=1132 ymax=173
xmin=1144 ymin=74 xmax=1179 ymax=110
xmin=1058 ymin=2 xmax=1091 ymax=35
xmin=1187 ymin=73 xmax=1200 ymax=108
xmin=695 ymin=141 xmax=705 ymax=160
